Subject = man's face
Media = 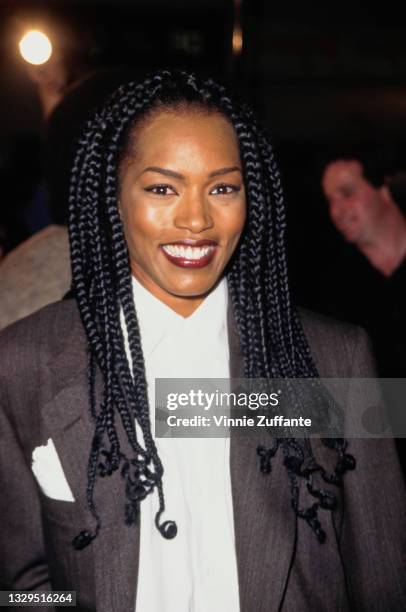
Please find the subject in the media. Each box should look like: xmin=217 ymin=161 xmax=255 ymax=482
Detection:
xmin=322 ymin=160 xmax=383 ymax=245
xmin=118 ymin=109 xmax=246 ymax=313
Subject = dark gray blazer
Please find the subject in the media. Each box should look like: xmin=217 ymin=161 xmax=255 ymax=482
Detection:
xmin=0 ymin=300 xmax=405 ymax=612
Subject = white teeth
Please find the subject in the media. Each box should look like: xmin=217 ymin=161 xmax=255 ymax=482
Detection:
xmin=162 ymin=244 xmax=215 ymax=260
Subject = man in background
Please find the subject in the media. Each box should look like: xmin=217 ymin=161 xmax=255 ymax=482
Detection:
xmin=322 ymin=159 xmax=406 ymax=278
xmin=322 ymin=158 xmax=406 ymax=475
xmin=321 ymin=158 xmax=406 ymax=378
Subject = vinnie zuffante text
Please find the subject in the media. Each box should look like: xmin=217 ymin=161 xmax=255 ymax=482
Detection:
xmin=164 ymin=389 xmax=312 ymax=429
xmin=166 ymin=414 xmax=312 ymax=428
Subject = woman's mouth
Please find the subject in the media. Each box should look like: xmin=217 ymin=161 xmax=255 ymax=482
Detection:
xmin=160 ymin=241 xmax=217 ymax=268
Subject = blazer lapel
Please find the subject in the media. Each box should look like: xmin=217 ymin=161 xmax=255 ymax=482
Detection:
xmin=41 ymin=306 xmax=139 ymax=612
xmin=228 ymin=303 xmax=297 ymax=612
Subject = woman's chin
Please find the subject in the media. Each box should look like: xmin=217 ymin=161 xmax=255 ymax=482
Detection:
xmin=164 ymin=281 xmax=217 ymax=300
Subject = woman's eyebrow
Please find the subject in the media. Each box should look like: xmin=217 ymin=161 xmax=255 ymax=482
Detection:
xmin=209 ymin=166 xmax=242 ymax=178
xmin=141 ymin=166 xmax=242 ymax=179
xmin=142 ymin=166 xmax=184 ymax=179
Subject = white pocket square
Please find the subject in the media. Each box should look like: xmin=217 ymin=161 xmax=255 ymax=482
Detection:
xmin=31 ymin=438 xmax=75 ymax=502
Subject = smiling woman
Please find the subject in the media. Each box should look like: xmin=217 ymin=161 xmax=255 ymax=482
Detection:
xmin=118 ymin=109 xmax=246 ymax=315
xmin=0 ymin=70 xmax=405 ymax=612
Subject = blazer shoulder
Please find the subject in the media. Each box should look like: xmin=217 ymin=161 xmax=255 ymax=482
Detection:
xmin=298 ymin=307 xmax=375 ymax=378
xmin=0 ymin=299 xmax=81 ymax=379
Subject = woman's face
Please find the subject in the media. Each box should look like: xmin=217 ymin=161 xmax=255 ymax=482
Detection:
xmin=119 ymin=109 xmax=246 ymax=316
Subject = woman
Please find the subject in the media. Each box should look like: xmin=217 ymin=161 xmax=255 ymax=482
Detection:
xmin=0 ymin=70 xmax=405 ymax=612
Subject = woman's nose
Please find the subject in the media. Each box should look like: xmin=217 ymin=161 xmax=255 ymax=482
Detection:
xmin=174 ymin=193 xmax=214 ymax=234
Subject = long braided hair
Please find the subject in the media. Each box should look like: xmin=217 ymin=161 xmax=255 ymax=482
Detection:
xmin=68 ymin=69 xmax=355 ymax=550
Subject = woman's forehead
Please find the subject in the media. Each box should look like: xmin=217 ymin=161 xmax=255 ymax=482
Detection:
xmin=124 ymin=108 xmax=240 ymax=166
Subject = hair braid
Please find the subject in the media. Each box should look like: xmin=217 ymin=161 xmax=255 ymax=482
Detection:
xmin=68 ymin=69 xmax=355 ymax=548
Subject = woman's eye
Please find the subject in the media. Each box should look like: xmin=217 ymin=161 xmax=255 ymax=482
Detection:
xmin=145 ymin=184 xmax=177 ymax=196
xmin=210 ymin=183 xmax=241 ymax=196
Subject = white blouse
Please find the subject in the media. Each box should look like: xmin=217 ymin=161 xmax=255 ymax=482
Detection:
xmin=121 ymin=277 xmax=240 ymax=612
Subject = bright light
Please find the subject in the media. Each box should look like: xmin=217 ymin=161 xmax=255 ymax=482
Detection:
xmin=19 ymin=30 xmax=52 ymax=65
xmin=232 ymin=26 xmax=243 ymax=55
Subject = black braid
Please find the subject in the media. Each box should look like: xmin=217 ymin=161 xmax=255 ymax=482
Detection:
xmin=68 ymin=70 xmax=355 ymax=549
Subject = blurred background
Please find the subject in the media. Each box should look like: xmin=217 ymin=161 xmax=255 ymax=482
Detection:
xmin=0 ymin=0 xmax=405 ymax=314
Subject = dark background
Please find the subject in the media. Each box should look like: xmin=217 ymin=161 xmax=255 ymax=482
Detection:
xmin=0 ymin=0 xmax=405 ymax=312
